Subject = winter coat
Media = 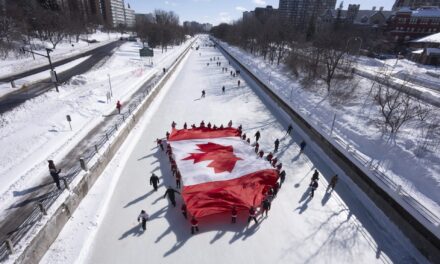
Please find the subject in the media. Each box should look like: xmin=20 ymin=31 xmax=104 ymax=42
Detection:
xmin=138 ymin=212 xmax=149 ymax=221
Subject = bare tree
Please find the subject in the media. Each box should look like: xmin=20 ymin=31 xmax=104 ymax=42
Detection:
xmin=374 ymin=82 xmax=420 ymax=138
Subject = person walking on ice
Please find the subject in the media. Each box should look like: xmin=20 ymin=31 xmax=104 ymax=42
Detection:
xmin=137 ymin=210 xmax=149 ymax=231
xmin=191 ymin=217 xmax=199 ymax=235
xmin=181 ymin=204 xmax=188 ymax=219
xmin=222 ymin=86 xmax=225 ymax=94
xmin=201 ymin=90 xmax=206 ymax=98
xmin=327 ymin=174 xmax=338 ymax=192
xmin=238 ymin=80 xmax=241 ymax=87
xmin=247 ymin=206 xmax=258 ymax=225
xmin=261 ymin=198 xmax=271 ymax=217
xmin=274 ymin=138 xmax=280 ymax=153
xmin=299 ymin=140 xmax=306 ymax=153
xmin=254 ymin=130 xmax=261 ymax=142
xmin=150 ymin=173 xmax=160 ymax=191
xmin=310 ymin=180 xmax=318 ymax=198
xmin=163 ymin=186 xmax=180 ymax=207
xmin=231 ymin=206 xmax=238 ymax=223
xmin=311 ymin=169 xmax=319 ymax=183
xmin=279 ymin=170 xmax=286 ymax=187
xmin=287 ymin=124 xmax=293 ymax=135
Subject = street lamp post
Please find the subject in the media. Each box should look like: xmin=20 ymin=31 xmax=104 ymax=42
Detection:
xmin=21 ymin=47 xmax=59 ymax=92
xmin=107 ymin=74 xmax=113 ymax=97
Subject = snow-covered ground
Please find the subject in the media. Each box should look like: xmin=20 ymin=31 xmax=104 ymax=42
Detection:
xmin=0 ymin=31 xmax=125 ymax=79
xmin=0 ymin=55 xmax=91 ymax=98
xmin=216 ymin=40 xmax=440 ymax=222
xmin=41 ymin=36 xmax=426 ymax=264
xmin=0 ymin=39 xmax=192 ymax=221
xmin=356 ymin=55 xmax=440 ymax=94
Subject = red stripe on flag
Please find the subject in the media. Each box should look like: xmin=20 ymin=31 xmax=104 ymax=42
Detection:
xmin=182 ymin=169 xmax=278 ymax=218
xmin=169 ymin=127 xmax=240 ymax=141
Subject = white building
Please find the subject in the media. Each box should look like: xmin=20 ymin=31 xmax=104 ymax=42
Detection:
xmin=124 ymin=5 xmax=136 ymax=28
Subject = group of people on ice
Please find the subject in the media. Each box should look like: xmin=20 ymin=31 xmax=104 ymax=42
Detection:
xmin=202 ymin=55 xmax=241 ymax=98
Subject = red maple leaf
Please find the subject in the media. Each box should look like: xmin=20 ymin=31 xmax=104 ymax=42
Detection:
xmin=182 ymin=142 xmax=242 ymax=173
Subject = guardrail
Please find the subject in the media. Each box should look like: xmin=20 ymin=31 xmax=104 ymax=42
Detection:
xmin=0 ymin=39 xmax=195 ymax=261
xmin=212 ymin=37 xmax=440 ymax=262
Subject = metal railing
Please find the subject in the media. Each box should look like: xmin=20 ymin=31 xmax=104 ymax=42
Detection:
xmin=0 ymin=39 xmax=194 ymax=261
xmin=213 ymin=38 xmax=440 ymax=230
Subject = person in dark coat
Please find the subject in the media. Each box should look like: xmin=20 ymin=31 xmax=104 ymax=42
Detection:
xmin=279 ymin=170 xmax=286 ymax=187
xmin=311 ymin=169 xmax=319 ymax=184
xmin=254 ymin=142 xmax=259 ymax=154
xmin=150 ymin=173 xmax=160 ymax=191
xmin=310 ymin=180 xmax=318 ymax=198
xmin=163 ymin=186 xmax=181 ymax=207
xmin=274 ymin=139 xmax=280 ymax=153
xmin=237 ymin=80 xmax=241 ymax=87
xmin=48 ymin=160 xmax=62 ymax=190
xmin=201 ymin=90 xmax=206 ymax=98
xmin=247 ymin=206 xmax=258 ymax=225
xmin=116 ymin=100 xmax=122 ymax=114
xmin=271 ymin=157 xmax=278 ymax=167
xmin=300 ymin=141 xmax=306 ymax=153
xmin=191 ymin=217 xmax=199 ymax=234
xmin=276 ymin=163 xmax=283 ymax=171
xmin=156 ymin=138 xmax=164 ymax=151
xmin=254 ymin=131 xmax=261 ymax=142
xmin=287 ymin=124 xmax=293 ymax=135
xmin=171 ymin=121 xmax=176 ymax=128
xmin=183 ymin=122 xmax=188 ymax=129
xmin=328 ymin=174 xmax=338 ymax=191
xmin=138 ymin=210 xmax=149 ymax=231
xmin=266 ymin=152 xmax=273 ymax=162
xmin=181 ymin=204 xmax=188 ymax=219
xmin=231 ymin=206 xmax=238 ymax=223
xmin=258 ymin=150 xmax=264 ymax=159
xmin=176 ymin=171 xmax=182 ymax=189
xmin=272 ymin=182 xmax=280 ymax=197
xmin=261 ymin=198 xmax=271 ymax=216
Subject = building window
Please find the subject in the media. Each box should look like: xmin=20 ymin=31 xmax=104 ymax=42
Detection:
xmin=410 ymin=18 xmax=417 ymax=24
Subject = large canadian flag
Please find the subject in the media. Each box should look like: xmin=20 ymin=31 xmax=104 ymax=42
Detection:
xmin=169 ymin=127 xmax=278 ymax=218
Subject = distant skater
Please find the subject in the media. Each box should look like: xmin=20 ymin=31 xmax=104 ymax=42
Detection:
xmin=287 ymin=124 xmax=293 ymax=135
xmin=279 ymin=170 xmax=286 ymax=187
xmin=222 ymin=86 xmax=225 ymax=94
xmin=137 ymin=210 xmax=149 ymax=231
xmin=299 ymin=140 xmax=306 ymax=153
xmin=310 ymin=180 xmax=318 ymax=198
xmin=201 ymin=90 xmax=206 ymax=98
xmin=327 ymin=174 xmax=338 ymax=192
xmin=231 ymin=206 xmax=238 ymax=223
xmin=237 ymin=80 xmax=241 ymax=87
xmin=181 ymin=204 xmax=188 ymax=219
xmin=163 ymin=186 xmax=181 ymax=207
xmin=254 ymin=131 xmax=261 ymax=142
xmin=247 ymin=206 xmax=258 ymax=225
xmin=191 ymin=217 xmax=199 ymax=235
xmin=150 ymin=173 xmax=160 ymax=191
xmin=274 ymin=138 xmax=280 ymax=153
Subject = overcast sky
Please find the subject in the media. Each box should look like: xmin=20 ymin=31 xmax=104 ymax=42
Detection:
xmin=127 ymin=0 xmax=395 ymax=25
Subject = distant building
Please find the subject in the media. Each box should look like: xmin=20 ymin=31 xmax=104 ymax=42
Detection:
xmin=254 ymin=5 xmax=278 ymax=22
xmin=388 ymin=6 xmax=440 ymax=41
xmin=243 ymin=10 xmax=255 ymax=21
xmin=409 ymin=32 xmax=440 ymax=64
xmin=243 ymin=5 xmax=278 ymax=23
xmin=319 ymin=5 xmax=392 ymax=30
xmin=279 ymin=0 xmax=337 ymax=28
xmin=393 ymin=0 xmax=440 ymax=10
xmin=124 ymin=4 xmax=135 ymax=28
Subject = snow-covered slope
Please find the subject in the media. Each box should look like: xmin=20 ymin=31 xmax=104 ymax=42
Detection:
xmin=41 ymin=36 xmax=426 ymax=264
